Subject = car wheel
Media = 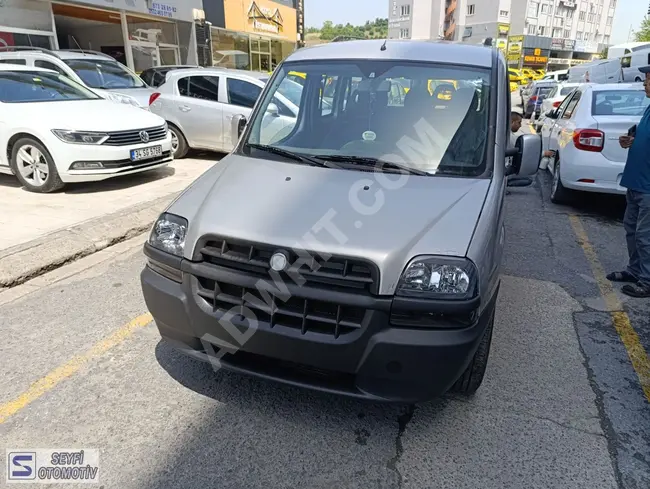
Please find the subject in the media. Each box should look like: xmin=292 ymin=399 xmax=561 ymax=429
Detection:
xmin=550 ymin=158 xmax=572 ymax=204
xmin=635 ymin=77 xmax=642 ymax=83
xmin=168 ymin=123 xmax=189 ymax=159
xmin=450 ymin=307 xmax=495 ymax=396
xmin=10 ymin=137 xmax=64 ymax=193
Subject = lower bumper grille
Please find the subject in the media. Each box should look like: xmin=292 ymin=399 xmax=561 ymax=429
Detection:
xmin=196 ymin=277 xmax=366 ymax=338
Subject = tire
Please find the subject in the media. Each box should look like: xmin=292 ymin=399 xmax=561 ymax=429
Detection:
xmin=635 ymin=77 xmax=642 ymax=83
xmin=451 ymin=307 xmax=495 ymax=395
xmin=10 ymin=137 xmax=65 ymax=193
xmin=550 ymin=158 xmax=572 ymax=204
xmin=168 ymin=123 xmax=189 ymax=159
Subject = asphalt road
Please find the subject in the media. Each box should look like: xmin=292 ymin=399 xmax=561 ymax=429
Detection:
xmin=2 ymin=138 xmax=649 ymax=487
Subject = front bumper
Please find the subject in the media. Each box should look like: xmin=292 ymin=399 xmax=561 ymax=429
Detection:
xmin=48 ymin=134 xmax=173 ymax=183
xmin=141 ymin=245 xmax=498 ymax=403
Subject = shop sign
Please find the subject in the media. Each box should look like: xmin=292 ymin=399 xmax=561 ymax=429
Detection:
xmin=248 ymin=1 xmax=283 ymax=34
xmin=498 ymin=23 xmax=510 ymax=35
xmin=551 ymin=38 xmax=575 ymax=51
xmin=507 ymin=35 xmax=523 ymax=64
xmin=148 ymin=2 xmax=177 ymax=18
xmin=574 ymin=40 xmax=598 ymax=53
xmin=523 ymin=47 xmax=549 ymax=66
xmin=496 ymin=38 xmax=507 ymax=54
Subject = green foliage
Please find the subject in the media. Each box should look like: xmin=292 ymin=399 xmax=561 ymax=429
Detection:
xmin=310 ymin=18 xmax=389 ymax=41
xmin=634 ymin=17 xmax=650 ymax=42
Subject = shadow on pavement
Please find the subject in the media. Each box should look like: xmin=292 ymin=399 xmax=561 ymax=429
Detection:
xmin=151 ymin=339 xmax=419 ymax=488
xmin=62 ymin=166 xmax=176 ymax=194
xmin=0 ymin=173 xmax=23 ymax=188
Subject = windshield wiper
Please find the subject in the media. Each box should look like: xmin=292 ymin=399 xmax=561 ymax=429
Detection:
xmin=247 ymin=144 xmax=333 ymax=168
xmin=314 ymin=155 xmax=430 ymax=176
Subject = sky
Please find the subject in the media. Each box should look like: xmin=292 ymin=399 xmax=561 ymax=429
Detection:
xmin=304 ymin=0 xmax=647 ymax=46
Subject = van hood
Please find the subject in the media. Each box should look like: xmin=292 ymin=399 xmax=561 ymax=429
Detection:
xmin=177 ymin=155 xmax=491 ymax=293
xmin=14 ymin=100 xmax=165 ymax=132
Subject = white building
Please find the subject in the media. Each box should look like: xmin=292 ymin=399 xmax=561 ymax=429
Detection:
xmin=0 ymin=0 xmax=204 ymax=72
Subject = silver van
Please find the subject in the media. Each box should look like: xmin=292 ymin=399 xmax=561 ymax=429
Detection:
xmin=140 ymin=40 xmax=541 ymax=402
xmin=621 ymin=48 xmax=650 ymax=82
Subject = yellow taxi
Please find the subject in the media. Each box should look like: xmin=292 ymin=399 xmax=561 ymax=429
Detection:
xmin=522 ymin=68 xmax=543 ymax=81
xmin=510 ymin=81 xmax=518 ymax=92
xmin=508 ymin=68 xmax=527 ymax=85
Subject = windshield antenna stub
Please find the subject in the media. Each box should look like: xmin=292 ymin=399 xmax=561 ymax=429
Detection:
xmin=380 ymin=40 xmax=387 ymax=51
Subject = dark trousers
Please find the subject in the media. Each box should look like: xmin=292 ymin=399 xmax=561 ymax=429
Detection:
xmin=624 ymin=189 xmax=650 ymax=286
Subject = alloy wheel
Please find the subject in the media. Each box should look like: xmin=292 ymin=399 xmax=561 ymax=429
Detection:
xmin=16 ymin=145 xmax=48 ymax=187
xmin=170 ymin=130 xmax=179 ymax=154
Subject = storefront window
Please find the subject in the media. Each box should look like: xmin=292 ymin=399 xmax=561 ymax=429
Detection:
xmin=212 ymin=28 xmax=251 ymax=70
xmin=0 ymin=32 xmax=51 ymax=49
xmin=1 ymin=0 xmax=54 ymax=32
xmin=126 ymin=15 xmax=178 ymax=46
xmin=271 ymin=40 xmax=295 ymax=71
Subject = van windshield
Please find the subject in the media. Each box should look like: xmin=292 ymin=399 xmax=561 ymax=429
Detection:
xmin=244 ymin=60 xmax=491 ymax=177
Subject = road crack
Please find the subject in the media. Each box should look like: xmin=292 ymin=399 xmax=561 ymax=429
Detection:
xmin=386 ymin=404 xmax=416 ymax=488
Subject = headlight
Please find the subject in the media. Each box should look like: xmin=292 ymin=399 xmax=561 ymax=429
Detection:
xmin=106 ymin=92 xmax=140 ymax=107
xmin=396 ymin=257 xmax=477 ymax=299
xmin=149 ymin=213 xmax=187 ymax=257
xmin=51 ymin=130 xmax=109 ymax=144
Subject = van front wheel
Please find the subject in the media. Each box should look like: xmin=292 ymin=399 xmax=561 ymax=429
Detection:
xmin=450 ymin=308 xmax=495 ymax=396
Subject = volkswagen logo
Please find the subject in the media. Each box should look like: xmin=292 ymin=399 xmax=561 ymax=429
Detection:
xmin=139 ymin=130 xmax=150 ymax=143
xmin=269 ymin=252 xmax=289 ymax=272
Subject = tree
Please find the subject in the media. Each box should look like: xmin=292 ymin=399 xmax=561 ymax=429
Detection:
xmin=634 ymin=17 xmax=650 ymax=42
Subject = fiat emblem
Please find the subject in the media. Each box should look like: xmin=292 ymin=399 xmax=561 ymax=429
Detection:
xmin=139 ymin=130 xmax=150 ymax=143
xmin=269 ymin=252 xmax=289 ymax=272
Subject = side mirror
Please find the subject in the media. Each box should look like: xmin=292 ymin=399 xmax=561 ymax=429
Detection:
xmin=509 ymin=134 xmax=542 ymax=177
xmin=546 ymin=110 xmax=556 ymax=119
xmin=266 ymin=102 xmax=280 ymax=117
xmin=231 ymin=114 xmax=247 ymax=144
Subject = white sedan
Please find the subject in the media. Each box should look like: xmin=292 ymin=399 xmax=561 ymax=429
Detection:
xmin=539 ymin=82 xmax=648 ymax=203
xmin=0 ymin=65 xmax=173 ymax=193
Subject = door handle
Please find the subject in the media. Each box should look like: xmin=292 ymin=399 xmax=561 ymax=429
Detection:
xmin=179 ymin=105 xmax=191 ymax=112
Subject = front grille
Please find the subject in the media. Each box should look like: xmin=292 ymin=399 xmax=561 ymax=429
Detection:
xmin=196 ymin=277 xmax=366 ymax=338
xmin=197 ymin=237 xmax=378 ymax=293
xmin=103 ymin=125 xmax=167 ymax=146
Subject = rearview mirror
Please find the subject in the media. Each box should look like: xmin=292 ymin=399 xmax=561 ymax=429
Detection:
xmin=511 ymin=134 xmax=542 ymax=177
xmin=231 ymin=114 xmax=247 ymax=145
xmin=266 ymin=102 xmax=280 ymax=117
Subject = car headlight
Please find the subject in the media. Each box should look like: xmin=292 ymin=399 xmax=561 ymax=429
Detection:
xmin=51 ymin=130 xmax=109 ymax=144
xmin=106 ymin=92 xmax=140 ymax=107
xmin=149 ymin=213 xmax=187 ymax=257
xmin=396 ymin=257 xmax=477 ymax=300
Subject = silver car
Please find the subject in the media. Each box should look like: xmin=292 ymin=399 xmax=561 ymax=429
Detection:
xmin=140 ymin=40 xmax=541 ymax=403
xmin=149 ymin=68 xmax=301 ymax=158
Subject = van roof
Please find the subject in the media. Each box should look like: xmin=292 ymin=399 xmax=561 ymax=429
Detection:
xmin=285 ymin=40 xmax=494 ymax=68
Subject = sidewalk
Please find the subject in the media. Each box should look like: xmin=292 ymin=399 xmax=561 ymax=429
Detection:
xmin=0 ymin=156 xmax=218 ymax=288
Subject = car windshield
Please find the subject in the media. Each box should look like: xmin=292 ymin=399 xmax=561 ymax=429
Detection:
xmin=245 ymin=60 xmax=491 ymax=177
xmin=592 ymin=90 xmax=650 ymax=116
xmin=0 ymin=70 xmax=101 ymax=103
xmin=64 ymin=58 xmax=145 ymax=89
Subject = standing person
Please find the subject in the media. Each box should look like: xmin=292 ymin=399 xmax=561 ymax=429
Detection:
xmin=607 ymin=67 xmax=650 ymax=298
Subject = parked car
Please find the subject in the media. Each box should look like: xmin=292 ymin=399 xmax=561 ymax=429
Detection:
xmin=541 ymin=69 xmax=569 ymax=82
xmin=149 ymin=67 xmax=324 ymax=159
xmin=140 ymin=65 xmax=201 ymax=87
xmin=0 ymin=65 xmax=172 ymax=193
xmin=541 ymin=83 xmax=581 ymax=112
xmin=523 ymin=81 xmax=558 ymax=119
xmin=0 ymin=47 xmax=154 ymax=107
xmin=620 ymin=47 xmax=650 ymax=82
xmin=522 ymin=68 xmax=543 ymax=81
xmin=140 ymin=39 xmax=541 ymax=403
xmin=539 ymin=82 xmax=649 ymax=203
xmin=508 ymin=68 xmax=527 ymax=85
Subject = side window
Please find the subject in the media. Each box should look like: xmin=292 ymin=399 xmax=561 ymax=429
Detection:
xmin=34 ymin=60 xmax=66 ymax=76
xmin=0 ymin=59 xmax=26 ymax=65
xmin=562 ymin=91 xmax=581 ymax=119
xmin=320 ymin=75 xmax=340 ymax=116
xmin=178 ymin=77 xmax=190 ymax=96
xmin=140 ymin=70 xmax=153 ymax=86
xmin=555 ymin=91 xmax=574 ymax=116
xmin=187 ymin=75 xmax=220 ymax=102
xmin=227 ymin=78 xmax=262 ymax=109
xmin=152 ymin=71 xmax=166 ymax=87
xmin=621 ymin=56 xmax=631 ymax=69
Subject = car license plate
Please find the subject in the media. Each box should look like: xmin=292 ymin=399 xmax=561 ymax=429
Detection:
xmin=130 ymin=145 xmax=162 ymax=161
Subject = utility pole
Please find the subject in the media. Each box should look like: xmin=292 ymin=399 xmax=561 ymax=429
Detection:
xmin=627 ymin=23 xmax=634 ymax=42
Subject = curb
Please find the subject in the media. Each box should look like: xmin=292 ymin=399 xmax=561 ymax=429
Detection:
xmin=0 ymin=193 xmax=178 ymax=289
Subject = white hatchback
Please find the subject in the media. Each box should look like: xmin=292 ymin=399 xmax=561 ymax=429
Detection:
xmin=540 ymin=82 xmax=648 ymax=203
xmin=0 ymin=65 xmax=173 ymax=193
